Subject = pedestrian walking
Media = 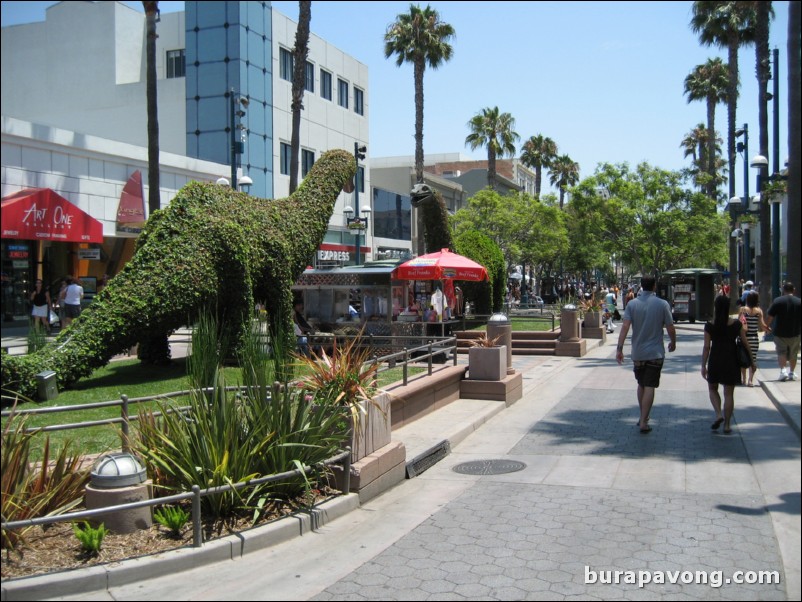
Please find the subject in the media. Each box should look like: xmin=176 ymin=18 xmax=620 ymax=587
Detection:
xmin=60 ymin=275 xmax=84 ymax=327
xmin=615 ymin=275 xmax=677 ymax=433
xmin=702 ymin=294 xmax=752 ymax=434
xmin=738 ymin=290 xmax=768 ymax=387
xmin=604 ymin=288 xmax=617 ymax=333
xmin=765 ymin=282 xmax=802 ymax=381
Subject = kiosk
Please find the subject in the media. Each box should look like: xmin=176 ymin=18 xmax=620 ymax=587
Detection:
xmin=661 ymin=268 xmax=721 ymax=323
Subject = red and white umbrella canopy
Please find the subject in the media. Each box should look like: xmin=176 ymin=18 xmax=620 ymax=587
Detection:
xmin=392 ymin=248 xmax=489 ymax=282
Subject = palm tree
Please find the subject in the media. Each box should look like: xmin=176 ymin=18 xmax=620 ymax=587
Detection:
xmin=465 ymin=106 xmax=520 ymax=190
xmin=520 ymin=135 xmax=558 ymax=199
xmin=142 ymin=1 xmax=160 ymax=215
xmin=384 ymin=4 xmax=455 ymax=185
xmin=692 ymin=1 xmax=756 ymax=312
xmin=681 ymin=124 xmax=723 ymax=192
xmin=683 ymin=58 xmax=728 ymax=198
xmin=680 ymin=123 xmax=705 ymax=167
xmin=289 ymin=1 xmax=312 ymax=194
xmin=548 ymin=155 xmax=580 ymax=210
xmin=691 ymin=1 xmax=757 ymax=201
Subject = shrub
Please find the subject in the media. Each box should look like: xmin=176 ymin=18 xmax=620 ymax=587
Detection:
xmin=135 ymin=315 xmax=349 ymax=519
xmin=72 ymin=521 xmax=107 ymax=556
xmin=153 ymin=505 xmax=190 ymax=537
xmin=454 ymin=231 xmax=505 ymax=314
xmin=1 ymin=415 xmax=89 ymax=551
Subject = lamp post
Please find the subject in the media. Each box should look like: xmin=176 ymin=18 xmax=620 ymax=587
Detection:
xmin=751 ymin=154 xmax=788 ymax=301
xmin=728 ymin=194 xmax=760 ymax=283
xmin=228 ymin=88 xmax=249 ymax=190
xmin=345 ymin=142 xmax=369 ymax=265
xmin=344 ymin=205 xmax=371 ymax=266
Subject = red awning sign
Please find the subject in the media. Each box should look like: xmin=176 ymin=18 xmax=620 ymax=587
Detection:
xmin=1 ymin=188 xmax=104 ymax=243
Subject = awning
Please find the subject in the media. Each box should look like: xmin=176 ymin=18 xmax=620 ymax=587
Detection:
xmin=1 ymin=188 xmax=104 ymax=243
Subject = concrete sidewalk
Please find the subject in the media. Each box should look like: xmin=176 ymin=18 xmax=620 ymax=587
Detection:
xmin=12 ymin=322 xmax=795 ymax=601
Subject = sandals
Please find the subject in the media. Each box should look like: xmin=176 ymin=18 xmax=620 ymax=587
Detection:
xmin=711 ymin=417 xmax=724 ymax=430
xmin=639 ymin=425 xmax=652 ymax=434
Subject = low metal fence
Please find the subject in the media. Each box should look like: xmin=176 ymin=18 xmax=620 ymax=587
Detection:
xmin=1 ymin=448 xmax=352 ymax=549
xmin=0 ymin=335 xmax=458 ymax=548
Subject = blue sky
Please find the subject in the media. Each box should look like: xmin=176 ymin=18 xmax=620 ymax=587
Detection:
xmin=1 ymin=1 xmax=792 ymax=195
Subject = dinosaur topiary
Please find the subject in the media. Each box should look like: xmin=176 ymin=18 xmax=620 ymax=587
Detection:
xmin=1 ymin=149 xmax=356 ymax=399
xmin=410 ymin=183 xmax=453 ymax=254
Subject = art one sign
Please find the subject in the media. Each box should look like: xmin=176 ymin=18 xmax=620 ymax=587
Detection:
xmin=1 ymin=188 xmax=104 ymax=243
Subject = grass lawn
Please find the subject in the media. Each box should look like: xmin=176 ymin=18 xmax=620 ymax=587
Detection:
xmin=466 ymin=316 xmax=559 ymax=332
xmin=2 ymin=356 xmax=425 ymax=460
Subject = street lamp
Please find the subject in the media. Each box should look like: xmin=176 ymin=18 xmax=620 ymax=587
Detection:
xmin=238 ymin=174 xmax=253 ymax=191
xmin=228 ymin=89 xmax=249 ymax=190
xmin=727 ymin=194 xmax=760 ymax=283
xmin=346 ymin=142 xmax=369 ymax=265
xmin=751 ymin=153 xmax=788 ymax=300
xmin=343 ymin=204 xmax=372 ymax=266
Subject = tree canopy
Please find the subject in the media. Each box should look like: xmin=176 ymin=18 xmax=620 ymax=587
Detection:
xmin=565 ymin=162 xmax=728 ymax=277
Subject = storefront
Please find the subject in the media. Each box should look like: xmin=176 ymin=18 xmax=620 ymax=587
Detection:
xmin=1 ymin=188 xmax=105 ymax=321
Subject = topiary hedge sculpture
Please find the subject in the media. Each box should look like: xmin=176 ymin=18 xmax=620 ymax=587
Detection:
xmin=411 ymin=183 xmax=453 ymax=254
xmin=2 ymin=149 xmax=356 ymax=399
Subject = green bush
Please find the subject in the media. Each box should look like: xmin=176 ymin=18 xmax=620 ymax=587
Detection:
xmin=72 ymin=521 xmax=107 ymax=556
xmin=454 ymin=231 xmax=505 ymax=314
xmin=153 ymin=505 xmax=190 ymax=537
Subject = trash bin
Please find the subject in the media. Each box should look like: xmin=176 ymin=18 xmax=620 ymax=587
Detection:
xmin=487 ymin=312 xmax=513 ymax=375
xmin=35 ymin=370 xmax=58 ymax=401
xmin=560 ymin=305 xmax=580 ymax=342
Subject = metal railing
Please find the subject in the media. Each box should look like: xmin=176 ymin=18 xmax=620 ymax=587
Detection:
xmin=0 ymin=334 xmax=461 ymax=552
xmin=1 ymin=448 xmax=351 ymax=549
xmin=1 ymin=335 xmax=458 ymax=435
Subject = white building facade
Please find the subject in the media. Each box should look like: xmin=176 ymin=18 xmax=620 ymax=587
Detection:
xmin=1 ymin=1 xmax=370 ymax=319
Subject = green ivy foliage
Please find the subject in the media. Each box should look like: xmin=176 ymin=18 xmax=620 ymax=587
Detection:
xmin=420 ymin=189 xmax=454 ymax=254
xmin=2 ymin=149 xmax=356 ymax=399
xmin=453 ymin=231 xmax=505 ymax=314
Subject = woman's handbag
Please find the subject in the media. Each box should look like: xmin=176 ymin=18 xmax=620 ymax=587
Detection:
xmin=736 ymin=338 xmax=752 ymax=368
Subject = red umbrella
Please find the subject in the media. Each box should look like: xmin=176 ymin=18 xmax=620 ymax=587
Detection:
xmin=392 ymin=248 xmax=489 ymax=282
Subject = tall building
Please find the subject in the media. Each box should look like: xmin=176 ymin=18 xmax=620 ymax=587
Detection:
xmin=1 ymin=1 xmax=369 ymax=321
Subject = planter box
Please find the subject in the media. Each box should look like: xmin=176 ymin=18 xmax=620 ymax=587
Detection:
xmin=468 ymin=345 xmax=506 ymax=381
xmin=584 ymin=311 xmax=602 ymax=329
xmin=351 ymin=392 xmax=392 ymax=463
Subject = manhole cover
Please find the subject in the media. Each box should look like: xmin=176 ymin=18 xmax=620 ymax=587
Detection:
xmin=452 ymin=459 xmax=526 ymax=475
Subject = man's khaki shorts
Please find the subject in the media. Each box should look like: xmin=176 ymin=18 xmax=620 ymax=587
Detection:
xmin=773 ymin=335 xmax=801 ymax=361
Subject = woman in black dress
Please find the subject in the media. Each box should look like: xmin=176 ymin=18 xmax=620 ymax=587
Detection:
xmin=702 ymin=295 xmax=752 ymax=434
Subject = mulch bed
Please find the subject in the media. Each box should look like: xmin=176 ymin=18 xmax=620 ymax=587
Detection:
xmin=2 ymin=489 xmax=337 ymax=581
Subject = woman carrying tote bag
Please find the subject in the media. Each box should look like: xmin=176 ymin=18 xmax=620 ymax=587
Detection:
xmin=702 ymin=295 xmax=752 ymax=434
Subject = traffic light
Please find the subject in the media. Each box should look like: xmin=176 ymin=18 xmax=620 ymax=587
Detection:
xmin=355 ymin=143 xmax=366 ymax=161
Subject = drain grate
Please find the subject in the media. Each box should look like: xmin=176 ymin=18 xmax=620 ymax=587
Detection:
xmin=406 ymin=440 xmax=451 ymax=478
xmin=452 ymin=459 xmax=526 ymax=475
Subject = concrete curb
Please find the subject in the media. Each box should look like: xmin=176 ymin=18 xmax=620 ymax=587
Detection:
xmin=761 ymin=380 xmax=801 ymax=438
xmin=1 ymin=494 xmax=359 ymax=601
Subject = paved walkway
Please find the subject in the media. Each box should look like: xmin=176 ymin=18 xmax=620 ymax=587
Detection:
xmin=23 ymin=322 xmax=798 ymax=602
